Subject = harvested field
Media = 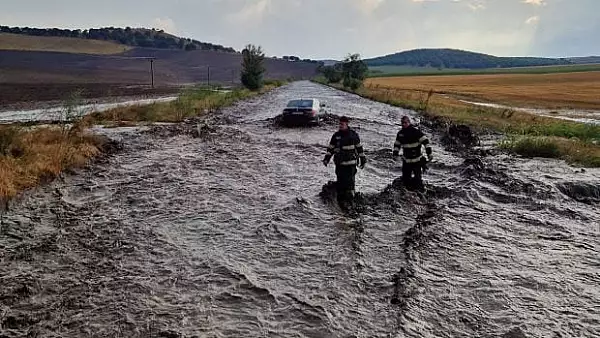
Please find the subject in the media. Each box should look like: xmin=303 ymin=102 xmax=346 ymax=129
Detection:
xmin=366 ymin=72 xmax=600 ymax=110
xmin=0 ymin=49 xmax=319 ymax=87
xmin=0 ymin=32 xmax=130 ymax=54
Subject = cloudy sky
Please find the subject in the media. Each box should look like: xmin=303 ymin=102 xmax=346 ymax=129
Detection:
xmin=2 ymin=0 xmax=598 ymax=59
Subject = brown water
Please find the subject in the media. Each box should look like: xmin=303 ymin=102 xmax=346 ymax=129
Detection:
xmin=1 ymin=81 xmax=599 ymax=338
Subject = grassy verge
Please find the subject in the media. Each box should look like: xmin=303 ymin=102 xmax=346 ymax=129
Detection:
xmin=314 ymin=79 xmax=600 ymax=167
xmin=84 ymin=83 xmax=281 ymax=125
xmin=0 ymin=124 xmax=108 ymax=202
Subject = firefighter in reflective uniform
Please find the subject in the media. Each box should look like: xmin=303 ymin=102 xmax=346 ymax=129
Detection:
xmin=392 ymin=116 xmax=432 ymax=190
xmin=323 ymin=116 xmax=367 ymax=208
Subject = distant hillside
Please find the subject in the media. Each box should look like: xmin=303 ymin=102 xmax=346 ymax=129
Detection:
xmin=0 ymin=32 xmax=130 ymax=55
xmin=0 ymin=25 xmax=236 ymax=53
xmin=568 ymin=56 xmax=600 ymax=64
xmin=319 ymin=59 xmax=339 ymax=66
xmin=364 ymin=48 xmax=573 ymax=69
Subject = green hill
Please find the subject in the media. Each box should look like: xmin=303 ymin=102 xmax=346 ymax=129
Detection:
xmin=364 ymin=48 xmax=573 ymax=69
xmin=0 ymin=25 xmax=236 ymax=53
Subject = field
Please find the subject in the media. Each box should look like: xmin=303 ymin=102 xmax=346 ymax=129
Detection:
xmin=0 ymin=35 xmax=320 ymax=104
xmin=366 ymin=71 xmax=600 ymax=110
xmin=0 ymin=32 xmax=130 ymax=55
xmin=369 ymin=63 xmax=600 ymax=77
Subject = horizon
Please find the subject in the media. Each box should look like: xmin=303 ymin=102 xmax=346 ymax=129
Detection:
xmin=2 ymin=0 xmax=599 ymax=60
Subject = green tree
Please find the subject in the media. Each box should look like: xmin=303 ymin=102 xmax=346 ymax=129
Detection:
xmin=321 ymin=65 xmax=342 ymax=83
xmin=341 ymin=53 xmax=368 ymax=90
xmin=241 ymin=44 xmax=266 ymax=91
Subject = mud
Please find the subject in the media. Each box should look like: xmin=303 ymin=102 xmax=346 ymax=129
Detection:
xmin=1 ymin=81 xmax=599 ymax=338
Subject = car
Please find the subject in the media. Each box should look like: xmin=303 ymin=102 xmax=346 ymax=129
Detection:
xmin=281 ymin=98 xmax=325 ymax=126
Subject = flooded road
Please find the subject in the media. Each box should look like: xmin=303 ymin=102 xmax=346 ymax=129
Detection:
xmin=1 ymin=81 xmax=599 ymax=337
xmin=0 ymin=96 xmax=178 ymax=124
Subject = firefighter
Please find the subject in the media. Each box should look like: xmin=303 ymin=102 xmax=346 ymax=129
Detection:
xmin=323 ymin=116 xmax=367 ymax=209
xmin=392 ymin=115 xmax=432 ymax=191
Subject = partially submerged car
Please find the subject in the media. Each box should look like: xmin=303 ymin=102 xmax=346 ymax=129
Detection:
xmin=281 ymin=98 xmax=325 ymax=126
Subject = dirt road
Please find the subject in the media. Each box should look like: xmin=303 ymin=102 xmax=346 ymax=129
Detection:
xmin=1 ymin=81 xmax=599 ymax=337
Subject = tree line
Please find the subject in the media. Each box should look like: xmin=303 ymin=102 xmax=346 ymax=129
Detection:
xmin=0 ymin=25 xmax=236 ymax=53
xmin=240 ymin=43 xmax=368 ymax=92
xmin=364 ymin=48 xmax=573 ymax=69
xmin=279 ymin=55 xmax=323 ymax=65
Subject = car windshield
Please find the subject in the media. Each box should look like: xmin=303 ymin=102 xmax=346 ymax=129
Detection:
xmin=286 ymin=99 xmax=313 ymax=108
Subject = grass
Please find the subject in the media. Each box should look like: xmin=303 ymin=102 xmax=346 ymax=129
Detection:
xmin=368 ymin=63 xmax=600 ymax=77
xmin=366 ymin=72 xmax=600 ymax=110
xmin=0 ymin=124 xmax=107 ymax=202
xmin=84 ymin=84 xmax=280 ymax=125
xmin=314 ymin=79 xmax=600 ymax=167
xmin=499 ymin=136 xmax=600 ymax=167
xmin=0 ymin=32 xmax=131 ymax=55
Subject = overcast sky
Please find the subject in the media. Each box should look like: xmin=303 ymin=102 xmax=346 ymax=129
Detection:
xmin=2 ymin=0 xmax=598 ymax=59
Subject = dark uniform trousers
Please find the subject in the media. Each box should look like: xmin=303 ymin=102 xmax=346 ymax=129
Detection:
xmin=335 ymin=165 xmax=357 ymax=204
xmin=401 ymin=160 xmax=423 ymax=190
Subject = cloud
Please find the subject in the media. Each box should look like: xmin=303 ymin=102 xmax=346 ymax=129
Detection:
xmin=227 ymin=0 xmax=272 ymax=24
xmin=523 ymin=0 xmax=546 ymax=6
xmin=152 ymin=17 xmax=176 ymax=34
xmin=355 ymin=0 xmax=386 ymax=14
xmin=525 ymin=16 xmax=540 ymax=25
xmin=2 ymin=0 xmax=599 ymax=59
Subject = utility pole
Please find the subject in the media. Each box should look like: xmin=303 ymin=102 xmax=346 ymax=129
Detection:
xmin=207 ymin=66 xmax=210 ymax=87
xmin=232 ymin=69 xmax=235 ymax=84
xmin=150 ymin=58 xmax=155 ymax=88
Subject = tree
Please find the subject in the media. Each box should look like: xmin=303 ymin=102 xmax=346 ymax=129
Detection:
xmin=320 ymin=64 xmax=342 ymax=83
xmin=341 ymin=53 xmax=368 ymax=90
xmin=241 ymin=44 xmax=266 ymax=91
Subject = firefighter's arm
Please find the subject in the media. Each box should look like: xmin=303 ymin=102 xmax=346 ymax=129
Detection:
xmin=419 ymin=131 xmax=433 ymax=160
xmin=323 ymin=134 xmax=336 ymax=165
xmin=392 ymin=131 xmax=402 ymax=159
xmin=355 ymin=133 xmax=367 ymax=168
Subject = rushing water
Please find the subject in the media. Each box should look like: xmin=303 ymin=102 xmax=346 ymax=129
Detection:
xmin=1 ymin=81 xmax=599 ymax=338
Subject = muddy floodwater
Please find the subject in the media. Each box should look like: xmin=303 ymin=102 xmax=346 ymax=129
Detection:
xmin=1 ymin=81 xmax=599 ymax=338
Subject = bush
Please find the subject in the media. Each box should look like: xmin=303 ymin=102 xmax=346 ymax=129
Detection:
xmin=341 ymin=53 xmax=368 ymax=90
xmin=241 ymin=44 xmax=266 ymax=91
xmin=499 ymin=136 xmax=561 ymax=158
xmin=0 ymin=126 xmax=22 ymax=156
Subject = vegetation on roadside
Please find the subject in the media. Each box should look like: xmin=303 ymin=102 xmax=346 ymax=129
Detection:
xmin=314 ymin=79 xmax=600 ymax=167
xmin=84 ymin=83 xmax=283 ymax=125
xmin=241 ymin=44 xmax=266 ymax=91
xmin=0 ymin=95 xmax=109 ymax=201
xmin=319 ymin=53 xmax=369 ymax=90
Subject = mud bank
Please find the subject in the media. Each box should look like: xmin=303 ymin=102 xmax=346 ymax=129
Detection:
xmin=1 ymin=81 xmax=599 ymax=338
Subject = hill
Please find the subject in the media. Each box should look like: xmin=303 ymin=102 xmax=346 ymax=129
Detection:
xmin=0 ymin=25 xmax=236 ymax=53
xmin=0 ymin=32 xmax=131 ymax=55
xmin=568 ymin=56 xmax=600 ymax=64
xmin=364 ymin=48 xmax=573 ymax=69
